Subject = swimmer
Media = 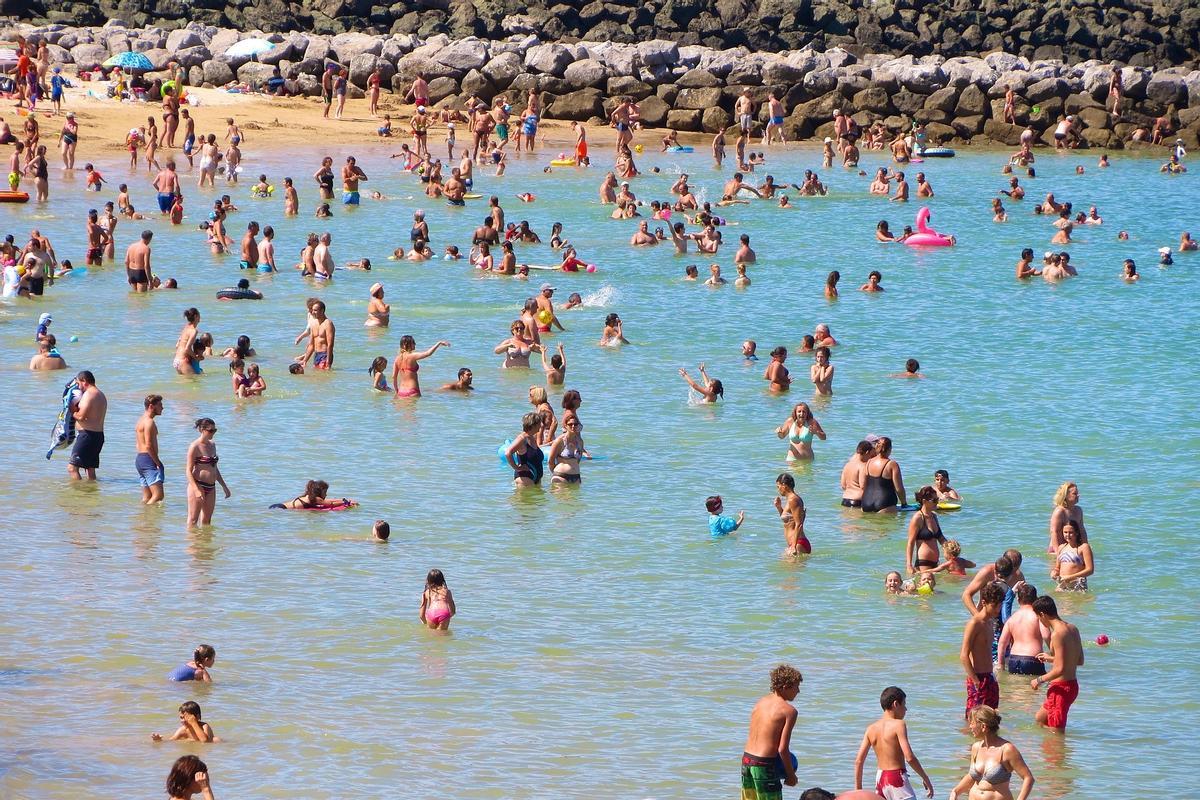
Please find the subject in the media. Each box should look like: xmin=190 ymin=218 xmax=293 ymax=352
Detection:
xmin=869 ymin=167 xmax=890 ymax=194
xmin=743 ymin=340 xmax=758 ymax=362
xmin=861 ymin=436 xmax=907 ymax=513
xmin=419 ymin=568 xmax=456 ymax=630
xmin=763 ymin=346 xmax=791 ymax=391
xmin=151 ymin=701 xmax=220 ymax=743
xmin=1049 ymin=481 xmax=1088 ymax=552
xmin=167 ymin=644 xmax=216 ymax=683
xmin=1050 ymin=520 xmax=1094 ymax=591
xmin=884 ymin=571 xmax=907 ymax=594
xmin=825 ymin=271 xmax=840 ymax=299
xmin=1160 ymin=246 xmax=1174 ymax=266
xmin=704 ymin=263 xmax=727 ymax=286
xmin=852 ymin=687 xmax=935 ymax=800
xmin=539 ymin=342 xmax=566 ymax=385
xmin=684 ymin=264 xmax=699 ymax=281
xmin=992 ymin=198 xmax=1007 ymax=222
xmin=876 ymin=220 xmax=897 ymax=242
xmin=600 ymin=313 xmax=629 ymax=346
xmin=776 ymin=402 xmax=825 ymax=461
xmin=921 ymin=538 xmax=976 ymax=577
xmin=369 ymin=356 xmax=389 ymax=391
xmin=495 ymin=320 xmax=537 ymax=367
xmin=860 ymin=270 xmax=884 ymax=292
xmin=630 ymin=220 xmax=658 ymax=246
xmin=563 ymin=292 xmax=582 ymax=310
xmin=933 ymin=470 xmax=961 ymax=501
xmin=1121 ymin=259 xmax=1139 ymax=282
xmin=392 ymin=336 xmax=450 ymax=398
xmin=1000 ymin=177 xmax=1024 ymax=200
xmin=775 ymin=473 xmax=809 ymax=555
xmin=810 ymin=347 xmax=833 ymax=395
xmin=679 ymin=363 xmax=723 ymax=403
xmin=906 ymin=486 xmax=947 ymax=574
xmin=734 ymin=263 xmax=751 ymax=286
xmin=272 ymin=480 xmax=351 ymax=509
xmin=505 ymin=412 xmax=546 ymax=487
xmin=707 ymin=495 xmax=744 ymax=537
xmin=891 ymin=358 xmax=923 ymax=378
xmin=365 ymin=283 xmax=389 ymax=327
xmin=915 ymin=172 xmax=934 ymax=198
xmin=547 ymin=415 xmax=586 ymax=484
xmin=1016 ymin=248 xmax=1041 ymax=279
xmin=440 ymin=367 xmax=474 ymax=392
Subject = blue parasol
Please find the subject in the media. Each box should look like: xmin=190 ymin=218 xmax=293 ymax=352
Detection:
xmin=103 ymin=51 xmax=154 ymax=71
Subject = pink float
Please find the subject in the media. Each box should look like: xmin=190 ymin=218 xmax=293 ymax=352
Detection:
xmin=904 ymin=207 xmax=956 ymax=247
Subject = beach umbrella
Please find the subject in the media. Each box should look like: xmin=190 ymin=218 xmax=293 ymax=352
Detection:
xmin=224 ymin=39 xmax=276 ymax=60
xmin=103 ymin=51 xmax=153 ymax=71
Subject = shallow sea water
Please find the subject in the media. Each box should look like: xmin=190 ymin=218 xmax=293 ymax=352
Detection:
xmin=0 ymin=132 xmax=1197 ymax=798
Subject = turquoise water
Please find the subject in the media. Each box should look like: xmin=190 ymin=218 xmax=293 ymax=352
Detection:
xmin=1 ymin=136 xmax=1197 ymax=798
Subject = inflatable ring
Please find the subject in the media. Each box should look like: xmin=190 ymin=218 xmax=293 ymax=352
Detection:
xmin=667 ymin=146 xmax=694 ymax=153
xmin=918 ymin=147 xmax=956 ymax=158
xmin=497 ymin=439 xmax=513 ymax=468
xmin=216 ymin=288 xmax=262 ymax=300
xmin=250 ymin=185 xmax=274 ymax=197
xmin=0 ymin=190 xmax=30 ymax=203
xmin=161 ymin=80 xmax=178 ymax=98
xmin=462 ymin=193 xmax=482 ymax=199
xmin=550 ymin=158 xmax=576 ymax=167
xmin=937 ymin=501 xmax=962 ymax=511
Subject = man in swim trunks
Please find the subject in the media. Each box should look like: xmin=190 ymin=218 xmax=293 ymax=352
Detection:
xmin=407 ymin=73 xmax=429 ymax=110
xmin=67 ymin=370 xmax=107 ymax=481
xmin=180 ymin=109 xmax=195 ymax=167
xmin=298 ymin=299 xmax=336 ymax=370
xmin=135 ymin=394 xmax=165 ymax=504
xmin=735 ymin=89 xmax=755 ymax=135
xmin=444 ymin=168 xmax=466 ymax=205
xmin=610 ymin=97 xmax=635 ymax=153
xmin=840 ymin=440 xmax=872 ymax=507
xmin=534 ymin=283 xmax=565 ymax=333
xmin=153 ymin=161 xmax=180 ymax=215
xmin=853 ymin=686 xmax=934 ymax=800
xmin=741 ymin=664 xmax=802 ymax=799
xmin=239 ymin=221 xmax=259 ymax=270
xmin=1031 ymin=595 xmax=1083 ymax=731
xmin=124 ymin=229 xmax=154 ymax=293
xmin=764 ymin=92 xmax=786 ymax=145
xmin=341 ymin=156 xmax=367 ymax=205
xmin=571 ymin=120 xmax=589 ymax=164
xmin=321 ymin=65 xmax=335 ymax=119
xmin=961 ymin=582 xmax=1004 ymax=718
xmin=85 ymin=208 xmax=109 ymax=267
xmin=997 ymin=583 xmax=1047 ymax=676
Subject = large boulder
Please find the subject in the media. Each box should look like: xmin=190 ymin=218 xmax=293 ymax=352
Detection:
xmin=563 ymin=58 xmax=608 ymax=89
xmin=426 ymin=76 xmax=460 ymax=105
xmin=802 ymin=68 xmax=838 ymax=97
xmin=955 ymin=84 xmax=988 ymax=116
xmin=69 ymin=42 xmax=108 ymax=70
xmin=637 ymin=39 xmax=679 ymax=67
xmin=460 ymin=69 xmax=494 ymax=99
xmin=436 ymin=38 xmax=490 ymax=71
xmin=524 ymin=43 xmax=572 ymax=77
xmin=1025 ymin=77 xmax=1067 ymax=104
xmin=984 ymin=52 xmax=1028 ymax=73
xmin=607 ymin=76 xmax=654 ymax=99
xmin=481 ymin=52 xmax=524 ymax=89
xmin=259 ymin=40 xmax=298 ymax=66
xmin=853 ymin=86 xmax=891 ymax=114
xmin=590 ymin=41 xmax=637 ymax=76
xmin=141 ymin=48 xmax=172 ymax=71
xmin=304 ymin=36 xmax=332 ymax=63
xmin=166 ymin=29 xmax=204 ymax=51
xmin=1120 ymin=67 xmax=1150 ymax=100
xmin=1076 ymin=105 xmax=1109 ymax=130
xmin=943 ymin=56 xmax=996 ymax=89
xmin=382 ymin=34 xmax=420 ymax=62
xmin=674 ymin=86 xmax=724 ymax=110
xmin=1145 ymin=73 xmax=1186 ymax=107
xmin=350 ymin=53 xmax=395 ymax=89
xmin=702 ymin=105 xmax=732 ymax=132
xmin=1081 ymin=63 xmax=1114 ymax=100
xmin=983 ymin=118 xmax=1026 ymax=145
xmin=330 ymin=32 xmax=381 ymax=62
xmin=635 ymin=94 xmax=670 ymax=126
xmin=209 ymin=29 xmax=242 ymax=57
xmin=546 ymin=88 xmax=603 ymax=120
xmin=236 ymin=62 xmax=277 ymax=86
xmin=924 ymin=86 xmax=958 ymax=113
xmin=677 ymin=69 xmax=722 ymax=88
xmin=666 ymin=108 xmax=703 ymax=131
xmin=202 ymin=59 xmax=235 ymax=86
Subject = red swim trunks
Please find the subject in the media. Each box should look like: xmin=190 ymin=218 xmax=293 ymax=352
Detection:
xmin=876 ymin=768 xmax=917 ymax=800
xmin=1043 ymin=678 xmax=1079 ymax=729
xmin=965 ymin=671 xmax=999 ymax=717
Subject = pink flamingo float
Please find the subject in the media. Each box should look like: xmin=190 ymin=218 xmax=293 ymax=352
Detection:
xmin=904 ymin=207 xmax=956 ymax=246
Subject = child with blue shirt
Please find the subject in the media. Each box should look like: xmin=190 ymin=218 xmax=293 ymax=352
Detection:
xmin=707 ymin=495 xmax=744 ymax=537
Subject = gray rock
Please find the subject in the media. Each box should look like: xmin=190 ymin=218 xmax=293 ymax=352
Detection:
xmin=563 ymin=58 xmax=608 ymax=88
xmin=331 ymin=32 xmax=382 ymax=62
xmin=259 ymin=39 xmax=299 ymax=66
xmin=382 ymin=34 xmax=420 ymax=62
xmin=637 ymin=39 xmax=679 ymax=67
xmin=591 ymin=42 xmax=637 ymax=76
xmin=825 ymin=47 xmax=855 ymax=69
xmin=203 ymin=59 xmax=235 ymax=86
xmin=524 ymin=43 xmax=572 ymax=76
xmin=983 ymin=119 xmax=1026 ymax=145
xmin=666 ymin=108 xmax=703 ymax=131
xmin=69 ymin=43 xmax=108 ymax=70
xmin=436 ymin=38 xmax=490 ymax=71
xmin=460 ymin=69 xmax=494 ymax=99
xmin=638 ymin=63 xmax=674 ymax=86
xmin=699 ymin=49 xmax=746 ymax=80
xmin=607 ymin=76 xmax=653 ymax=99
xmin=674 ymin=86 xmax=723 ymax=110
xmin=166 ymin=29 xmax=204 ymax=51
xmin=1186 ymin=72 xmax=1200 ymax=109
xmin=1025 ymin=77 xmax=1067 ymax=104
xmin=702 ymin=105 xmax=731 ymax=132
xmin=237 ymin=62 xmax=277 ymax=86
xmin=678 ymin=69 xmax=721 ymax=88
xmin=1146 ymin=73 xmax=1186 ymax=107
xmin=802 ymin=68 xmax=838 ymax=97
xmin=1081 ymin=63 xmax=1114 ymax=100
xmin=546 ymin=88 xmax=603 ymax=120
xmin=426 ymin=75 xmax=460 ymax=105
xmin=636 ymin=94 xmax=670 ymax=126
xmin=984 ymin=52 xmax=1027 ymax=73
xmin=892 ymin=62 xmax=946 ymax=93
xmin=762 ymin=57 xmax=805 ymax=84
xmin=481 ymin=52 xmax=524 ymax=89
xmin=656 ymin=83 xmax=679 ymax=106
xmin=677 ymin=45 xmax=705 ymax=69
xmin=303 ymin=36 xmax=332 ymax=64
xmin=295 ymin=73 xmax=321 ymax=97
xmin=46 ymin=44 xmax=71 ymax=65
xmin=350 ymin=53 xmax=394 ymax=88
xmin=209 ymin=29 xmax=242 ymax=57
xmin=1076 ymin=105 xmax=1109 ymax=130
xmin=853 ymin=86 xmax=891 ymax=114
xmin=924 ymin=86 xmax=958 ymax=113
xmin=955 ymin=84 xmax=988 ymax=116
xmin=784 ymin=50 xmax=822 ymax=74
xmin=943 ymin=57 xmax=996 ymax=89
xmin=141 ymin=48 xmax=172 ymax=71
xmin=1120 ymin=67 xmax=1149 ymax=100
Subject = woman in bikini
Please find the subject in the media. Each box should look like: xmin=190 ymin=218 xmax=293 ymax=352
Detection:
xmin=775 ymin=402 xmax=826 ymax=462
xmin=1050 ymin=520 xmax=1094 ymax=591
xmin=494 ymin=320 xmax=536 ymax=368
xmin=547 ymin=416 xmax=586 ymax=484
xmin=173 ymin=307 xmax=201 ymax=374
xmin=391 ymin=335 xmax=450 ymax=398
xmin=1048 ymin=481 xmax=1088 ymax=553
xmin=186 ymin=418 xmax=230 ymax=527
xmin=763 ymin=346 xmax=791 ymax=391
xmin=364 ymin=282 xmax=389 ymax=327
xmin=949 ymin=705 xmax=1035 ymax=800
xmin=272 ymin=480 xmax=353 ymax=510
xmin=774 ymin=473 xmax=809 ymax=555
xmin=905 ymin=486 xmax=946 ymax=574
xmin=419 ymin=569 xmax=456 ymax=630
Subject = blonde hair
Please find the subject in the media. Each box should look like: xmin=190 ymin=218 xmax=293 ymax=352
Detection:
xmin=529 ymin=386 xmax=547 ymax=405
xmin=944 ymin=539 xmax=962 ymax=558
xmin=1052 ymin=481 xmax=1076 ymax=508
xmin=970 ymin=704 xmax=1001 ymax=734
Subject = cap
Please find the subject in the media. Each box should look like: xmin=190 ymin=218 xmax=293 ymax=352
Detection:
xmin=66 ymin=111 xmax=74 ymax=117
xmin=1159 ymin=246 xmax=1171 ymax=254
xmin=621 ymin=181 xmax=629 ymax=186
xmin=417 ymin=105 xmax=426 ymax=112
xmin=1043 ymin=251 xmax=1054 ymax=259
xmin=1066 ymin=115 xmax=1074 ymax=121
xmin=369 ymin=282 xmax=383 ymax=294
xmin=864 ymin=433 xmax=881 ymax=444
xmin=53 ymin=66 xmax=61 ymax=73
xmin=823 ymin=136 xmax=832 ymax=143
xmin=39 ymin=312 xmax=52 ymax=323
xmin=540 ymin=282 xmax=555 ymax=292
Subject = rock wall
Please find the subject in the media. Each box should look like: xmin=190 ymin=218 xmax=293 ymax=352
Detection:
xmin=16 ymin=22 xmax=1200 ymax=150
xmin=12 ymin=0 xmax=1200 ymax=67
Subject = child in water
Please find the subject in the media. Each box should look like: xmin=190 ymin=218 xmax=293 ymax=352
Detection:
xmin=707 ymin=495 xmax=744 ymax=537
xmin=369 ymin=356 xmax=389 ymax=391
xmin=373 ymin=520 xmax=390 ymax=541
xmin=933 ymin=469 xmax=961 ymax=502
xmin=419 ymin=569 xmax=456 ymax=630
xmin=922 ymin=539 xmax=976 ymax=577
xmin=151 ymin=701 xmax=220 ymax=743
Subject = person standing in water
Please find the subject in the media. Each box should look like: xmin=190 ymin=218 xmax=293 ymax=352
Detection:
xmin=740 ymin=664 xmax=802 ymax=799
xmin=185 ymin=418 xmax=230 ymax=527
xmin=853 ymin=686 xmax=935 ymax=800
xmin=774 ymin=473 xmax=809 ymax=555
xmin=1031 ymin=595 xmax=1084 ymax=732
xmin=135 ymin=394 xmax=165 ymax=504
xmin=67 ymin=370 xmax=107 ymax=480
xmin=775 ymin=402 xmax=825 ymax=462
xmin=997 ymin=583 xmax=1047 ymax=677
xmin=419 ymin=569 xmax=456 ymax=630
xmin=961 ymin=583 xmax=1004 ymax=718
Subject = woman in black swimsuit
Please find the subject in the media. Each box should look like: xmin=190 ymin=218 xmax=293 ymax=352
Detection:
xmin=504 ymin=412 xmax=544 ymax=488
xmin=859 ymin=436 xmax=906 ymax=513
xmin=906 ymin=485 xmax=946 ymax=574
xmin=313 ymin=156 xmax=335 ymax=201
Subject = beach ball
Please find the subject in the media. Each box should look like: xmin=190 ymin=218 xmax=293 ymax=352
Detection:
xmin=586 ymin=264 xmax=596 ymax=273
xmin=536 ymin=309 xmax=552 ymax=324
xmin=70 ymin=335 xmax=79 ymax=342
xmin=634 ymin=144 xmax=643 ymax=153
xmin=1096 ymin=634 xmax=1109 ymax=646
